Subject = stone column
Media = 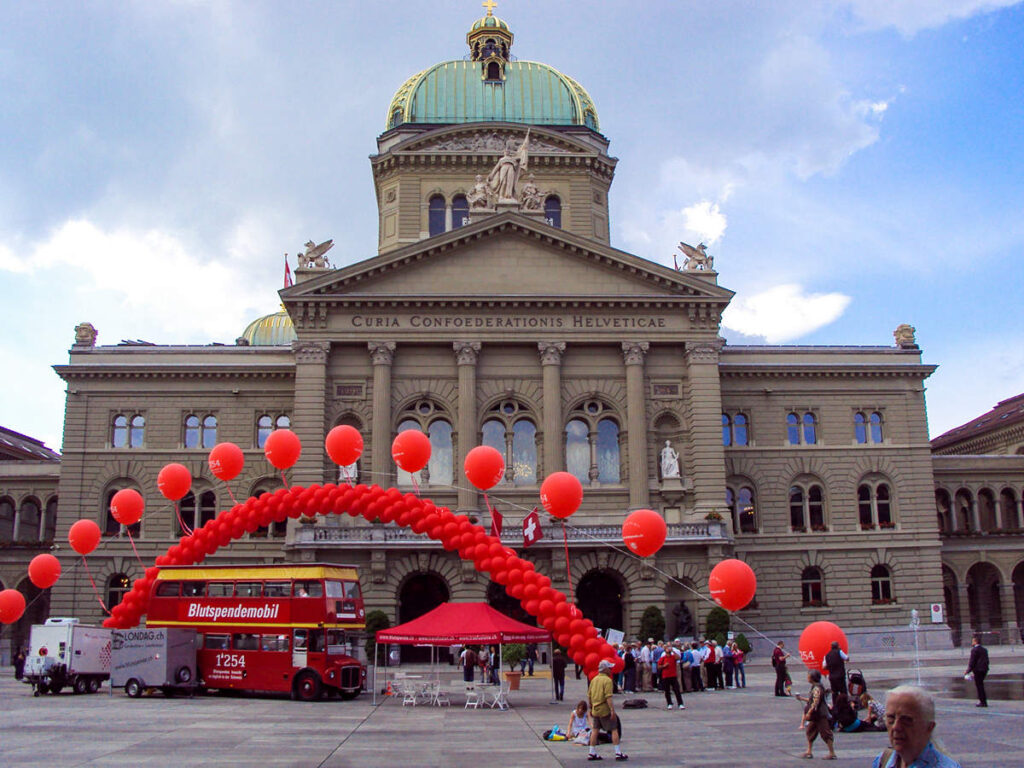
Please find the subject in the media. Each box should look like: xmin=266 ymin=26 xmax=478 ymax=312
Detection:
xmin=999 ymin=583 xmax=1019 ymax=644
xmin=684 ymin=340 xmax=729 ymax=522
xmin=454 ymin=341 xmax=481 ymax=512
xmin=538 ymin=341 xmax=566 ymax=478
xmin=368 ymin=341 xmax=396 ymax=488
xmin=621 ymin=342 xmax=649 ymax=509
xmin=292 ymin=341 xmax=330 ymax=486
xmin=956 ymin=583 xmax=972 ymax=643
xmin=970 ymin=497 xmax=980 ymax=533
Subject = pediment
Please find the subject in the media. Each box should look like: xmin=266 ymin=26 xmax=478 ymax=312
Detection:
xmin=284 ymin=214 xmax=733 ymax=306
xmin=392 ymin=125 xmax=600 ymax=156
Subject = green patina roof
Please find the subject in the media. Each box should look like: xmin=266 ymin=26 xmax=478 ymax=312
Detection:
xmin=386 ymin=60 xmax=599 ymax=132
xmin=239 ymin=309 xmax=296 ymax=346
xmin=470 ymin=14 xmax=510 ymax=32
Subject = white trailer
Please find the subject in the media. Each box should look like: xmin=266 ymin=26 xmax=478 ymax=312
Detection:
xmin=22 ymin=618 xmax=111 ymax=695
xmin=111 ymin=627 xmax=198 ymax=697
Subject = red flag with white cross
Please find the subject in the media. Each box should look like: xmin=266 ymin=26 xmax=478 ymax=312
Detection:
xmin=522 ymin=507 xmax=543 ymax=548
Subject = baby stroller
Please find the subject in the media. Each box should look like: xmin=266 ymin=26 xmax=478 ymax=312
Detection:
xmin=847 ymin=669 xmax=867 ymax=698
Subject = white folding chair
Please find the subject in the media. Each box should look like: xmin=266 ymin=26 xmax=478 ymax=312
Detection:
xmin=399 ymin=681 xmax=418 ymax=707
xmin=430 ymin=682 xmax=450 ymax=706
xmin=488 ymin=681 xmax=510 ymax=710
xmin=464 ymin=685 xmax=482 ymax=709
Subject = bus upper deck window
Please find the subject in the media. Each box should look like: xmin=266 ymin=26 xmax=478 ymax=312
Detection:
xmin=344 ymin=581 xmax=362 ymax=599
xmin=207 ymin=582 xmax=233 ymax=597
xmin=154 ymin=581 xmax=181 ymax=597
xmin=182 ymin=581 xmax=205 ymax=597
xmin=294 ymin=580 xmax=323 ymax=598
xmin=325 ymin=581 xmax=343 ymax=598
xmin=264 ymin=581 xmax=290 ymax=597
xmin=236 ymin=582 xmax=262 ymax=597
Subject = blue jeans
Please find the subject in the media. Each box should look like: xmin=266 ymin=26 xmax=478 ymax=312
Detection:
xmin=735 ymin=663 xmax=746 ymax=688
xmin=554 ymin=677 xmax=565 ymax=700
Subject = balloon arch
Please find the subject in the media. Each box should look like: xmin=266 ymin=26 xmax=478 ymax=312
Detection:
xmin=101 ymin=481 xmax=625 ymax=677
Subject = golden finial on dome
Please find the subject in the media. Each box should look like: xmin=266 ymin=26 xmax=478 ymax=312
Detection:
xmin=482 ymin=0 xmax=497 ymax=16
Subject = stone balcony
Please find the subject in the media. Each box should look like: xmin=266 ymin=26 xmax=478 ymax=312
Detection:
xmin=291 ymin=521 xmax=728 ymax=549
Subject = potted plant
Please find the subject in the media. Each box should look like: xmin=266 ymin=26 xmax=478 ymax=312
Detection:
xmin=503 ymin=643 xmax=526 ymax=689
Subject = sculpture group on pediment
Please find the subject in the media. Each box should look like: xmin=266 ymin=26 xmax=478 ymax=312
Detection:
xmin=519 ymin=173 xmax=543 ymax=211
xmin=467 ymin=174 xmax=493 ymax=210
xmin=299 ymin=239 xmax=334 ymax=269
xmin=423 ymin=130 xmax=567 ymax=154
xmin=487 ymin=131 xmax=530 ymax=202
xmin=677 ymin=241 xmax=714 ymax=271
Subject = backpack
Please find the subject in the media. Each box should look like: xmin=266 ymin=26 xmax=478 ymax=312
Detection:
xmin=623 ymin=698 xmax=648 ymax=708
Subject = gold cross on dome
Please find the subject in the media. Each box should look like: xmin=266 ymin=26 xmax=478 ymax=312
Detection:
xmin=482 ymin=0 xmax=497 ymax=16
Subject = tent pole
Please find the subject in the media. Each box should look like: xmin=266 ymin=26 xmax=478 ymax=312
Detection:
xmin=372 ymin=640 xmax=377 ymax=705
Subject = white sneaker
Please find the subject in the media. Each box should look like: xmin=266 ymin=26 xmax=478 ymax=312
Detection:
xmin=679 ymin=704 xmax=686 ymax=709
xmin=666 ymin=704 xmax=673 ymax=709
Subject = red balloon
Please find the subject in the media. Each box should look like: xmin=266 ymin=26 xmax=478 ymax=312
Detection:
xmin=464 ymin=445 xmax=505 ymax=490
xmin=609 ymin=656 xmax=625 ymax=674
xmin=110 ymin=488 xmax=144 ymax=525
xmin=540 ymin=472 xmax=583 ymax=519
xmin=264 ymin=429 xmax=301 ymax=470
xmin=0 ymin=589 xmax=26 ymax=624
xmin=68 ymin=519 xmax=102 ymax=555
xmin=326 ymin=425 xmax=363 ymax=466
xmin=709 ymin=558 xmax=757 ymax=611
xmin=158 ymin=463 xmax=192 ymax=501
xmin=621 ymin=508 xmax=666 ymax=557
xmin=208 ymin=442 xmax=245 ymax=481
xmin=799 ymin=621 xmax=849 ymax=672
xmin=392 ymin=430 xmax=431 ymax=473
xmin=28 ymin=554 xmax=61 ymax=589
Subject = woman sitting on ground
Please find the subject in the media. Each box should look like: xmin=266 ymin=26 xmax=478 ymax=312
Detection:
xmin=567 ymin=700 xmax=591 ymax=744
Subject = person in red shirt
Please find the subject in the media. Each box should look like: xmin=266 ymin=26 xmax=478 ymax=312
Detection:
xmin=657 ymin=644 xmax=685 ymax=710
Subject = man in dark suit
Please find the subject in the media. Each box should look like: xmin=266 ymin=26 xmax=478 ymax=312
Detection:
xmin=823 ymin=640 xmax=849 ymax=695
xmin=965 ymin=634 xmax=990 ymax=707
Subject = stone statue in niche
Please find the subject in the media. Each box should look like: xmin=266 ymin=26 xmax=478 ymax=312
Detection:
xmin=660 ymin=440 xmax=681 ymax=479
xmin=487 ymin=130 xmax=530 ymax=202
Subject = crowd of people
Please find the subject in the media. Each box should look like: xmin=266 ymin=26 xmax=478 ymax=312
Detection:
xmin=610 ymin=637 xmax=747 ymax=703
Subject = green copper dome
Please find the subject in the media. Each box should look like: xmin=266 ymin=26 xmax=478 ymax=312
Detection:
xmin=385 ymin=13 xmax=599 ymax=132
xmin=239 ymin=309 xmax=296 ymax=346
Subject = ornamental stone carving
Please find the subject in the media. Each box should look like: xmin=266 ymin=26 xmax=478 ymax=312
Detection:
xmin=453 ymin=341 xmax=482 ymax=366
xmin=417 ymin=131 xmax=570 ymax=155
xmin=368 ymin=341 xmax=396 ymax=366
xmin=293 ymin=340 xmax=329 ymax=364
xmin=74 ymin=322 xmax=97 ymax=348
xmin=893 ymin=324 xmax=918 ymax=349
xmin=537 ymin=341 xmax=566 ymax=366
xmin=621 ymin=341 xmax=649 ymax=366
xmin=684 ymin=340 xmax=722 ymax=364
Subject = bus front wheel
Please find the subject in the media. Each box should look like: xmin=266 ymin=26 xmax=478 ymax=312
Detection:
xmin=293 ymin=671 xmax=322 ymax=702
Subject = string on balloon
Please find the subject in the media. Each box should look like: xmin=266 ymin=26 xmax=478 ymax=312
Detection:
xmin=80 ymin=556 xmax=111 ymax=615
xmin=173 ymin=502 xmax=194 ymax=537
xmin=124 ymin=529 xmax=147 ymax=570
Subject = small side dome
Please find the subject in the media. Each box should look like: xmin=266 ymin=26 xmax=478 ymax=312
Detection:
xmin=239 ymin=309 xmax=296 ymax=346
xmin=470 ymin=14 xmax=509 ymax=32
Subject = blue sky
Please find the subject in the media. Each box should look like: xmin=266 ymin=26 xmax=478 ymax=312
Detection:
xmin=1 ymin=0 xmax=1022 ymax=452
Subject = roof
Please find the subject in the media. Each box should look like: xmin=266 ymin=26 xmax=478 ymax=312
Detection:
xmin=239 ymin=308 xmax=297 ymax=346
xmin=386 ymin=60 xmax=599 ymax=131
xmin=376 ymin=602 xmax=551 ymax=645
xmin=931 ymin=391 xmax=1024 ymax=450
xmin=0 ymin=426 xmax=60 ymax=461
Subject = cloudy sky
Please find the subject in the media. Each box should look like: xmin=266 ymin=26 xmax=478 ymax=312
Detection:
xmin=1 ymin=0 xmax=1022 ymax=452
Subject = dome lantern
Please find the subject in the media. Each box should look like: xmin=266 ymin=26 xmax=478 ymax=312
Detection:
xmin=466 ymin=0 xmax=513 ymax=82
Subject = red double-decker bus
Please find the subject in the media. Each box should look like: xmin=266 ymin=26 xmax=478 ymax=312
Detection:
xmin=146 ymin=563 xmax=365 ymax=701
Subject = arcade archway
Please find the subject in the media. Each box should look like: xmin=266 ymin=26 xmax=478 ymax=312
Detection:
xmin=577 ymin=569 xmax=624 ymax=633
xmin=398 ymin=572 xmax=449 ymax=662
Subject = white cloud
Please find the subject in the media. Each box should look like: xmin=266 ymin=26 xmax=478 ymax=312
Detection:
xmin=681 ymin=201 xmax=728 ymax=246
xmin=842 ymin=0 xmax=1022 ymax=35
xmin=0 ymin=241 xmax=28 ymax=273
xmin=721 ymin=284 xmax=852 ymax=343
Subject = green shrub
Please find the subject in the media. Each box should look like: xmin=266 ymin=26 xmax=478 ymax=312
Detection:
xmin=503 ymin=642 xmax=526 ymax=671
xmin=734 ymin=632 xmax=752 ymax=653
xmin=705 ymin=606 xmax=730 ymax=641
xmin=364 ymin=610 xmax=391 ymax=661
xmin=639 ymin=605 xmax=666 ymax=642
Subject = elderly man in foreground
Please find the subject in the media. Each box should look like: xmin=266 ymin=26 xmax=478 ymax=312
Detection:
xmin=872 ymin=685 xmax=962 ymax=768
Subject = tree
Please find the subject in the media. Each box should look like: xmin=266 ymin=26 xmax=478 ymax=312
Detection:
xmin=364 ymin=609 xmax=391 ymax=662
xmin=639 ymin=605 xmax=666 ymax=642
xmin=503 ymin=642 xmax=526 ymax=671
xmin=705 ymin=606 xmax=730 ymax=646
xmin=734 ymin=632 xmax=752 ymax=653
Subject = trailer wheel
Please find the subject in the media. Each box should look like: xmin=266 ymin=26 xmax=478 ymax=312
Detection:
xmin=125 ymin=679 xmax=143 ymax=698
xmin=292 ymin=671 xmax=322 ymax=702
xmin=87 ymin=678 xmax=101 ymax=694
xmin=175 ymin=665 xmax=192 ymax=684
xmin=73 ymin=677 xmax=89 ymax=695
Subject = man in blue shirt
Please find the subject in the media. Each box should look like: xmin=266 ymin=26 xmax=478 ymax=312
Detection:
xmin=872 ymin=685 xmax=961 ymax=768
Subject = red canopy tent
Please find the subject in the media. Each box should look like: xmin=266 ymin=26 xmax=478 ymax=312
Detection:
xmin=372 ymin=603 xmax=551 ymax=703
xmin=377 ymin=602 xmax=551 ymax=645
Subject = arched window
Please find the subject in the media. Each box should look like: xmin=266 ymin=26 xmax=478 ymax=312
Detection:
xmin=722 ymin=413 xmax=749 ymax=446
xmin=727 ymin=484 xmax=758 ymax=533
xmin=452 ymin=195 xmax=469 ymax=229
xmin=858 ymin=481 xmax=894 ymax=529
xmin=184 ymin=415 xmax=200 ymax=447
xmin=256 ymin=414 xmax=289 ymax=448
xmin=801 ymin=567 xmax=825 ymax=607
xmin=935 ymin=489 xmax=953 ymax=533
xmin=1000 ymin=488 xmax=1021 ymax=529
xmin=871 ymin=565 xmax=894 ymax=604
xmin=544 ymin=196 xmax=562 ymax=228
xmin=428 ymin=195 xmax=446 ymax=237
xmin=103 ymin=487 xmax=141 ymax=537
xmin=395 ymin=399 xmax=453 ymax=487
xmin=481 ymin=400 xmax=538 ymax=485
xmin=790 ymin=479 xmax=827 ymax=532
xmin=855 ymin=412 xmax=884 ymax=444
xmin=107 ymin=573 xmax=131 ymax=609
xmin=0 ymin=496 xmax=15 ymax=542
xmin=803 ymin=413 xmax=817 ymax=445
xmin=978 ymin=489 xmax=998 ymax=532
xmin=17 ymin=498 xmax=41 ymax=541
xmin=486 ymin=60 xmax=501 ymax=80
xmin=179 ymin=490 xmax=217 ymax=535
xmin=565 ymin=400 xmax=621 ymax=485
xmin=186 ymin=414 xmax=218 ymax=448
xmin=44 ymin=496 xmax=58 ymax=541
xmin=112 ymin=413 xmax=145 ymax=448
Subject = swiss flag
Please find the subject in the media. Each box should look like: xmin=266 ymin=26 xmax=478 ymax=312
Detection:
xmin=522 ymin=507 xmax=543 ymax=548
xmin=284 ymin=255 xmax=294 ymax=288
xmin=490 ymin=508 xmax=503 ymax=538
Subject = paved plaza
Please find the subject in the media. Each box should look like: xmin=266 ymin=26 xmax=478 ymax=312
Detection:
xmin=1 ymin=648 xmax=1021 ymax=767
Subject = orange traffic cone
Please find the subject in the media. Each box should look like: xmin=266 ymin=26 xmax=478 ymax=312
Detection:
xmin=386 ymin=681 xmax=393 ymax=696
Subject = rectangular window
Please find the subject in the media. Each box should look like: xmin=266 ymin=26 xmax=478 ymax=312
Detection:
xmin=261 ymin=634 xmax=290 ymax=652
xmin=154 ymin=581 xmax=181 ymax=597
xmin=235 ymin=581 xmax=262 ymax=597
xmin=264 ymin=581 xmax=290 ymax=597
xmin=182 ymin=581 xmax=206 ymax=597
xmin=207 ymin=582 xmax=234 ymax=597
xmin=204 ymin=634 xmax=230 ymax=650
xmin=232 ymin=633 xmax=260 ymax=651
xmin=294 ymin=580 xmax=323 ymax=598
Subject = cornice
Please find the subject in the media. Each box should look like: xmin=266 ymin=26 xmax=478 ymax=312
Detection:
xmin=54 ymin=365 xmax=294 ymax=381
xmin=933 ymin=423 xmax=1024 ymax=456
xmin=719 ymin=364 xmax=937 ymax=380
xmin=371 ymin=152 xmax=617 ymax=183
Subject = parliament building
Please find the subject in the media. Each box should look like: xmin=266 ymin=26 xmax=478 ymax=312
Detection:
xmin=3 ymin=8 xmax=1022 ymax=659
